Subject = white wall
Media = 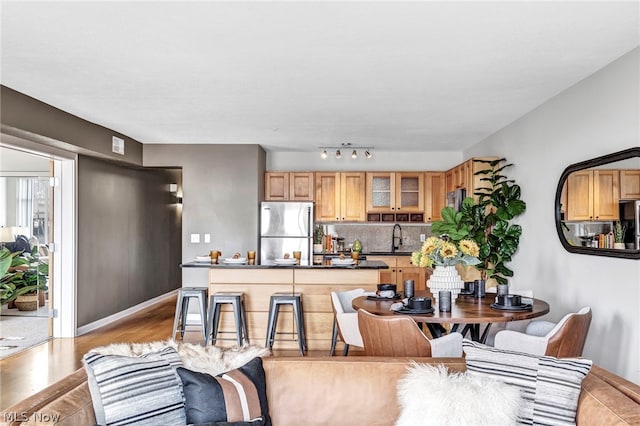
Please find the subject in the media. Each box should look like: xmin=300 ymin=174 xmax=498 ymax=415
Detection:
xmin=267 ymin=150 xmax=462 ymax=171
xmin=466 ymin=48 xmax=640 ymax=383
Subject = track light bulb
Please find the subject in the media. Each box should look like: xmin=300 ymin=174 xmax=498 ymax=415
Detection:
xmin=321 ymin=149 xmax=328 ymax=159
xmin=336 ymin=150 xmax=341 ymax=159
xmin=365 ymin=150 xmax=372 ymax=159
xmin=352 ymin=150 xmax=357 ymax=159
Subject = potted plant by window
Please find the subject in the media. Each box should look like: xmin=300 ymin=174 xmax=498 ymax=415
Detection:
xmin=0 ymin=246 xmax=49 ymax=310
xmin=432 ymin=158 xmax=526 ymax=295
xmin=613 ymin=221 xmax=627 ymax=249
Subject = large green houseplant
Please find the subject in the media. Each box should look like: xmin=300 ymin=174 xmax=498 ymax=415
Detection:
xmin=432 ymin=158 xmax=526 ymax=286
xmin=0 ymin=246 xmax=49 ymax=306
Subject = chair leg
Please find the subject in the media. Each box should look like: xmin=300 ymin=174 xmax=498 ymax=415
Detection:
xmin=199 ymin=294 xmax=207 ymax=344
xmin=330 ymin=317 xmax=338 ymax=356
xmin=180 ymin=297 xmax=190 ymax=338
xmin=343 ymin=344 xmax=350 ymax=356
xmin=212 ymin=303 xmax=222 ymax=345
xmin=292 ymin=301 xmax=305 ymax=356
xmin=233 ymin=299 xmax=243 ymax=347
xmin=171 ymin=293 xmax=183 ymax=340
xmin=241 ymin=300 xmax=250 ymax=345
xmin=265 ymin=298 xmax=276 ymax=349
xmin=298 ymin=299 xmax=307 ymax=351
xmin=205 ymin=296 xmax=215 ymax=345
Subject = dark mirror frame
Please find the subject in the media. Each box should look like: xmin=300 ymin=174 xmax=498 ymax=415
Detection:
xmin=555 ymin=147 xmax=640 ymax=259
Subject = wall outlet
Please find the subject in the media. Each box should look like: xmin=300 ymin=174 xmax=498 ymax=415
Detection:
xmin=420 ymin=234 xmax=426 ymax=242
xmin=204 ymin=234 xmax=211 ymax=243
xmin=190 ymin=233 xmax=200 ymax=243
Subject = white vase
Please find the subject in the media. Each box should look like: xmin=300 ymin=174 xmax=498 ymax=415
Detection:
xmin=613 ymin=242 xmax=626 ymax=250
xmin=427 ymin=265 xmax=465 ymax=304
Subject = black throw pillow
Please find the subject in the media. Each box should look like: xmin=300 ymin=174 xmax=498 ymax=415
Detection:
xmin=177 ymin=357 xmax=270 ymax=426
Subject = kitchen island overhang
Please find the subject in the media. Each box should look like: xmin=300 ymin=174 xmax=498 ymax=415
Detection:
xmin=180 ymin=261 xmax=389 ymax=351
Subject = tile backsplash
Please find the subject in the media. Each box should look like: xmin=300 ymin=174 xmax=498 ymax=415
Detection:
xmin=329 ymin=223 xmax=434 ymax=253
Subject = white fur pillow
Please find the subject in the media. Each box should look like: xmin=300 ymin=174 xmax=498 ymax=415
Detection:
xmin=88 ymin=339 xmax=270 ymax=376
xmin=396 ymin=363 xmax=522 ymax=426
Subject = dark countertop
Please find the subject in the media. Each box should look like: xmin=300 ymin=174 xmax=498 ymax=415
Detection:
xmin=181 ymin=260 xmax=389 ymax=269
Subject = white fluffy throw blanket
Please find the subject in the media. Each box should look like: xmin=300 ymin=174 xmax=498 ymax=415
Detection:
xmin=88 ymin=340 xmax=270 ymax=376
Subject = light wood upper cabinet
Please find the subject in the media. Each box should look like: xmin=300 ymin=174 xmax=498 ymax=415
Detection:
xmin=265 ymin=172 xmax=314 ymax=201
xmin=566 ymin=170 xmax=619 ymax=221
xmin=366 ymin=172 xmax=424 ymax=213
xmin=315 ymin=172 xmax=365 ymax=222
xmin=265 ymin=172 xmax=289 ymax=200
xmin=424 ymin=172 xmax=445 ymax=222
xmin=444 ymin=157 xmax=497 ymax=200
xmin=366 ymin=172 xmax=395 ymax=212
xmin=289 ymin=172 xmax=314 ymax=201
xmin=620 ymin=170 xmax=640 ymax=200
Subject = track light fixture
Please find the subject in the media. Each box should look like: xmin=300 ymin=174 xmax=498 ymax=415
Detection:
xmin=318 ymin=142 xmax=374 ymax=160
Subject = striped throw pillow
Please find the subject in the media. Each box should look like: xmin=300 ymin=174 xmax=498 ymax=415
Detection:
xmin=462 ymin=339 xmax=592 ymax=426
xmin=176 ymin=357 xmax=270 ymax=425
xmin=83 ymin=347 xmax=186 ymax=426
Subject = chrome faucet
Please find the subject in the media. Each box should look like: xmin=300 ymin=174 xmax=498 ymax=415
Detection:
xmin=392 ymin=224 xmax=403 ymax=252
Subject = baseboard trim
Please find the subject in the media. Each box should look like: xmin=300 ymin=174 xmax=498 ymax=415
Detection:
xmin=76 ymin=290 xmax=178 ymax=336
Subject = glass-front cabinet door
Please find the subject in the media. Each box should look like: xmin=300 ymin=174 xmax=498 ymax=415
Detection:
xmin=366 ymin=172 xmax=395 ymax=212
xmin=396 ymin=172 xmax=424 ymax=212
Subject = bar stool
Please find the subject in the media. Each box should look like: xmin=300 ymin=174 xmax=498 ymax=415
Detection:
xmin=265 ymin=292 xmax=307 ymax=356
xmin=172 ymin=287 xmax=208 ymax=344
xmin=206 ymin=292 xmax=250 ymax=347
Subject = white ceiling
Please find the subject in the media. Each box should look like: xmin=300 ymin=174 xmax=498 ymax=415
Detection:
xmin=1 ymin=1 xmax=638 ymax=153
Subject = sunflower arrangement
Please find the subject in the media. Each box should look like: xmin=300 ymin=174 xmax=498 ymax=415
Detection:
xmin=411 ymin=235 xmax=480 ymax=268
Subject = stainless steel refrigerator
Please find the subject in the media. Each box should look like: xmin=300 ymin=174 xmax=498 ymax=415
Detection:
xmin=260 ymin=201 xmax=314 ymax=265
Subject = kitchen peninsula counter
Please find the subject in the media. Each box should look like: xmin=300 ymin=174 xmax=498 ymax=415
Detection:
xmin=180 ymin=260 xmax=389 ymax=269
xmin=181 ymin=260 xmax=387 ymax=351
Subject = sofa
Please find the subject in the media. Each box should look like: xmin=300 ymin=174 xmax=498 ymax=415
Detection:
xmin=1 ymin=357 xmax=639 ymax=425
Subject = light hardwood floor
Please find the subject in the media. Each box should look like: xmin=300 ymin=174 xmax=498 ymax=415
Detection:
xmin=0 ymin=293 xmax=339 ymax=410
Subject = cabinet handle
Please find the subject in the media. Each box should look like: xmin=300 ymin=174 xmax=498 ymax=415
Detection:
xmin=397 ymin=207 xmax=401 ymax=210
xmin=342 ymin=217 xmax=345 ymax=220
xmin=391 ymin=207 xmax=395 ymax=210
xmin=336 ymin=217 xmax=339 ymax=220
xmin=398 ymin=269 xmax=402 ymax=273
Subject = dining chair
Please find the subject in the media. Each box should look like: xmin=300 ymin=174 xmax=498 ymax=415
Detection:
xmin=330 ymin=288 xmax=365 ymax=356
xmin=482 ymin=288 xmax=534 ymax=346
xmin=357 ymin=309 xmax=463 ymax=357
xmin=494 ymin=306 xmax=592 ymax=358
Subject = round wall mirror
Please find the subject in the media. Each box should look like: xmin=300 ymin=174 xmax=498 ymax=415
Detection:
xmin=555 ymin=147 xmax=640 ymax=259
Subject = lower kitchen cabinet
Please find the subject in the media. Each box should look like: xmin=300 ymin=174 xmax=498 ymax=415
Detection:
xmin=368 ymin=255 xmax=427 ymax=294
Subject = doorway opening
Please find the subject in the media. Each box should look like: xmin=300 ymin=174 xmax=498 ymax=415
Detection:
xmin=0 ymin=142 xmax=76 ymax=358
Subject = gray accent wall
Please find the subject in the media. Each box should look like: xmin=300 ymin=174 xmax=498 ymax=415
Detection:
xmin=77 ymin=155 xmax=182 ymax=326
xmin=143 ymin=144 xmax=265 ymax=286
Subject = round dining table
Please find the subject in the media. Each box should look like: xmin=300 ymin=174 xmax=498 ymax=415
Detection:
xmin=352 ymin=290 xmax=550 ymax=343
